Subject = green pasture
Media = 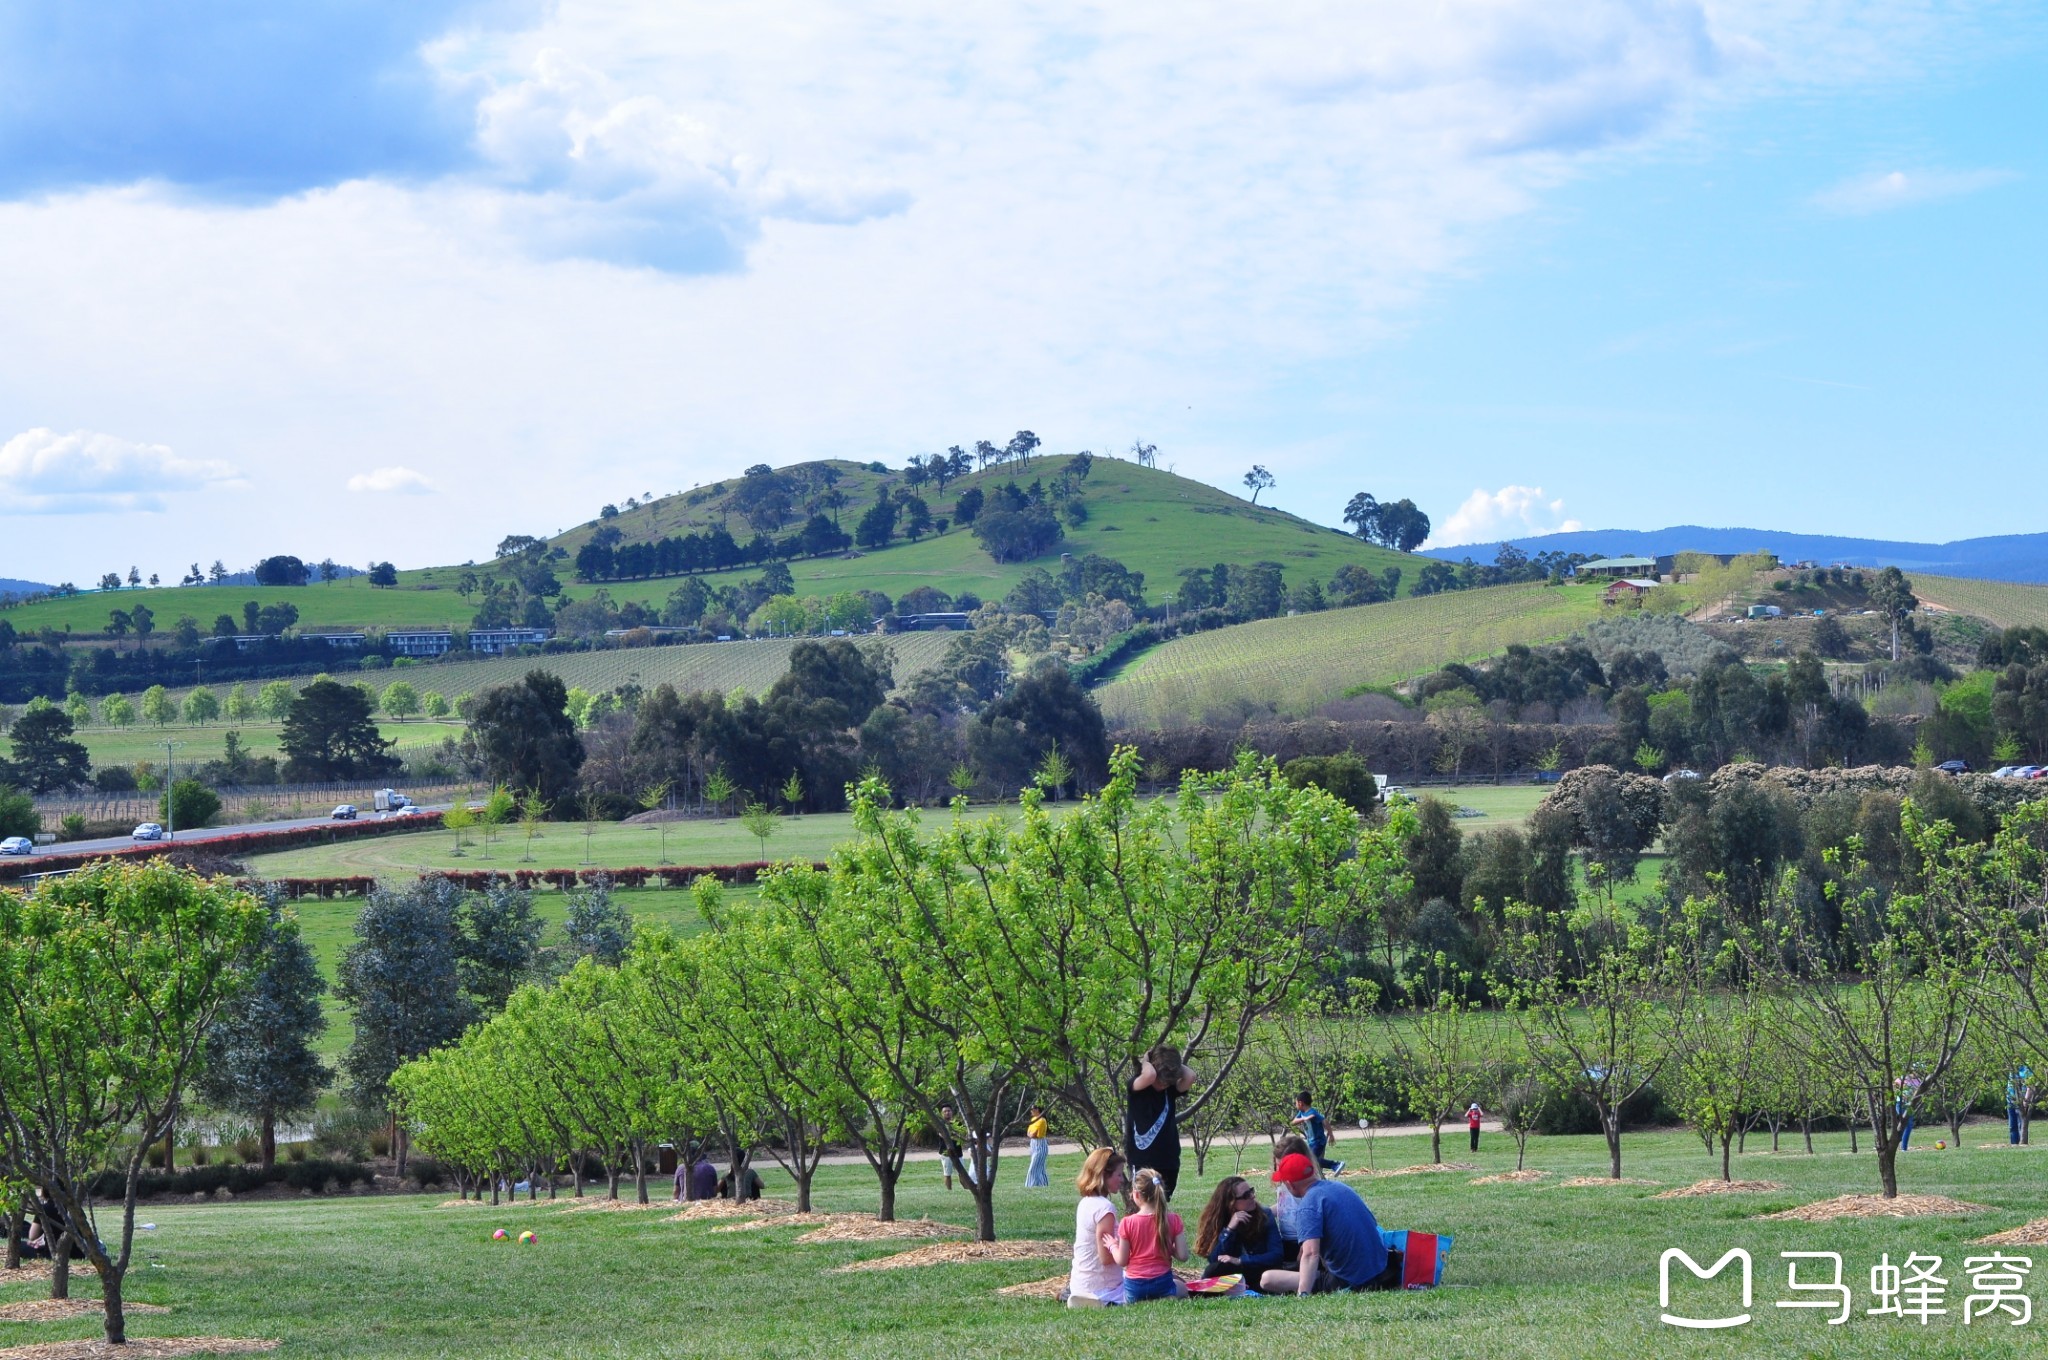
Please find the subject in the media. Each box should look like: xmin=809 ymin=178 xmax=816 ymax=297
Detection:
xmin=1403 ymin=784 xmax=1548 ymax=827
xmin=1099 ymin=582 xmax=1609 ymax=724
xmin=0 ymin=579 xmax=470 ymax=635
xmin=9 ymin=1127 xmax=2048 ymax=1358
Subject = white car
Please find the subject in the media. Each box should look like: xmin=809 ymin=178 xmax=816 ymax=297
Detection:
xmin=131 ymin=822 xmax=166 ymax=841
xmin=0 ymin=837 xmax=33 ymax=856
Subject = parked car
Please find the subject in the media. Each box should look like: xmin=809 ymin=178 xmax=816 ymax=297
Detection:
xmin=131 ymin=823 xmax=166 ymax=841
xmin=1993 ymin=766 xmax=2021 ymax=779
xmin=1662 ymin=769 xmax=1703 ymax=782
xmin=0 ymin=837 xmax=33 ymax=856
xmin=332 ymin=804 xmax=358 ymax=821
xmin=1936 ymin=760 xmax=1970 ymax=775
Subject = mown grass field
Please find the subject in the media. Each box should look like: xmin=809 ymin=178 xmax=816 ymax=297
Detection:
xmin=1913 ymin=575 xmax=2048 ymax=630
xmin=1098 ymin=583 xmax=1609 ymax=725
xmin=8 ymin=1127 xmax=2048 ymax=1358
xmin=0 ymin=578 xmax=470 ymax=635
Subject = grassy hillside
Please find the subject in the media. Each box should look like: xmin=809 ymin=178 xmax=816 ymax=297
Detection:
xmin=1912 ymin=574 xmax=2048 ymax=630
xmin=545 ymin=456 xmax=1421 ymax=609
xmin=0 ymin=459 xmax=1416 ymax=636
xmin=1097 ymin=581 xmax=1608 ymax=725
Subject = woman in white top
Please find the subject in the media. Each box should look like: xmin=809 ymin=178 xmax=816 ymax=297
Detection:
xmin=1068 ymin=1147 xmax=1128 ymax=1306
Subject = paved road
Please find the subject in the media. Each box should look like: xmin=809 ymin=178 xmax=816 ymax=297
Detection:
xmin=15 ymin=804 xmax=455 ymax=863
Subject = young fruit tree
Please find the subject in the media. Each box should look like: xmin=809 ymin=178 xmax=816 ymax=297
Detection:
xmin=1378 ymin=964 xmax=1484 ymax=1165
xmin=1663 ymin=903 xmax=1772 ymax=1181
xmin=1746 ymin=810 xmax=1986 ymax=1198
xmin=0 ymin=861 xmax=263 ymax=1343
xmin=1501 ymin=901 xmax=1685 ymax=1180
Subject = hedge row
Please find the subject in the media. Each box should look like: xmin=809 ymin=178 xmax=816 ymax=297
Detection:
xmin=88 ymin=1158 xmax=377 ymax=1200
xmin=0 ymin=811 xmax=445 ymax=882
xmin=241 ymin=863 xmax=832 ymax=900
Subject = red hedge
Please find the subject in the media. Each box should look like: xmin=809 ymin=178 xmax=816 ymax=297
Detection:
xmin=0 ymin=812 xmax=445 ymax=883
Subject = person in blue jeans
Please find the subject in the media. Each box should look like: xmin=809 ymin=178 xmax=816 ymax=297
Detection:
xmin=1291 ymin=1091 xmax=1345 ymax=1177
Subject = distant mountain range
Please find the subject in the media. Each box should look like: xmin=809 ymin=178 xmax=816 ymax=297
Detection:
xmin=1424 ymin=527 xmax=2048 ymax=584
xmin=0 ymin=578 xmax=55 ymax=598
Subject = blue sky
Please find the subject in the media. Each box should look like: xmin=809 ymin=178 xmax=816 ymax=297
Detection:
xmin=0 ymin=0 xmax=2039 ymax=579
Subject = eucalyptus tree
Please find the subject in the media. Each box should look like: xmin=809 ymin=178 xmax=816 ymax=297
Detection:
xmin=0 ymin=861 xmax=263 ymax=1342
xmin=196 ymin=893 xmax=331 ymax=1168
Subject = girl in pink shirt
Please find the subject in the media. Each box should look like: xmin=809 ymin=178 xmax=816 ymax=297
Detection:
xmin=1111 ymin=1168 xmax=1189 ymax=1301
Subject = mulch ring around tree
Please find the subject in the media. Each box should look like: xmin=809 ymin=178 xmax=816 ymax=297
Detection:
xmin=995 ymin=1274 xmax=1070 ymax=1300
xmin=792 ymin=1216 xmax=970 ymax=1245
xmin=0 ymin=1339 xmax=276 ymax=1360
xmin=1653 ymin=1180 xmax=1787 ymax=1199
xmin=1469 ymin=1170 xmax=1548 ymax=1185
xmin=1975 ymin=1219 xmax=2048 ymax=1245
xmin=1343 ymin=1162 xmax=1479 ymax=1180
xmin=1760 ymin=1194 xmax=1992 ymax=1222
xmin=1 ymin=1300 xmax=169 ymax=1323
xmin=555 ymin=1198 xmax=676 ymax=1214
xmin=666 ymin=1199 xmax=801 ymax=1224
xmin=0 ymin=1267 xmax=54 ymax=1288
xmin=832 ymin=1241 xmax=1070 ymax=1272
xmin=435 ymin=1198 xmax=550 ymax=1211
xmin=1557 ymin=1176 xmax=1660 ymax=1188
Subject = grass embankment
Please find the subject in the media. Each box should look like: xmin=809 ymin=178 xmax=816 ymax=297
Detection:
xmin=7 ymin=1128 xmax=2047 ymax=1358
xmin=1098 ymin=583 xmax=1608 ymax=725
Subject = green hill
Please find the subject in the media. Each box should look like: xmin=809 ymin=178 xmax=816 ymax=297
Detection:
xmin=0 ymin=460 xmax=1416 ymax=637
xmin=1096 ymin=581 xmax=1609 ymax=726
xmin=533 ymin=455 xmax=1418 ymax=611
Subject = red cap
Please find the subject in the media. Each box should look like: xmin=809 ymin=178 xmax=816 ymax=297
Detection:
xmin=1270 ymin=1152 xmax=1316 ymax=1183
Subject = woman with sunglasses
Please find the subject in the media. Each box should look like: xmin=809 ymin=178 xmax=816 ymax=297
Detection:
xmin=1193 ymin=1175 xmax=1282 ymax=1290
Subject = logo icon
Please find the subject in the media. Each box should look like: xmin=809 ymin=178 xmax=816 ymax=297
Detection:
xmin=1661 ymin=1248 xmax=1753 ymax=1329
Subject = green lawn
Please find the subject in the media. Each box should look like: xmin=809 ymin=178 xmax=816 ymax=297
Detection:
xmin=1401 ymin=784 xmax=1549 ymax=827
xmin=8 ymin=1127 xmax=2048 ymax=1357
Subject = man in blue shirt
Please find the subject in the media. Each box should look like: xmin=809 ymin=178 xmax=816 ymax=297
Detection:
xmin=1260 ymin=1153 xmax=1391 ymax=1295
xmin=1290 ymin=1091 xmax=1345 ymax=1176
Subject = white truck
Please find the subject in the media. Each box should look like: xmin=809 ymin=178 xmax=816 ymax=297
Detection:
xmin=374 ymin=788 xmax=411 ymax=813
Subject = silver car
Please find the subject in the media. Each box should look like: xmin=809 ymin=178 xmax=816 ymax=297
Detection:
xmin=131 ymin=822 xmax=166 ymax=841
xmin=0 ymin=836 xmax=33 ymax=856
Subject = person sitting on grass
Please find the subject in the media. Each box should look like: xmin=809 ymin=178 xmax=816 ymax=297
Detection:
xmin=23 ymin=1212 xmax=50 ymax=1261
xmin=1269 ymin=1133 xmax=1316 ymax=1267
xmin=1110 ymin=1167 xmax=1189 ymax=1302
xmin=1290 ymin=1090 xmax=1344 ymax=1176
xmin=691 ymin=1148 xmax=718 ymax=1202
xmin=1067 ymin=1147 xmax=1127 ymax=1307
xmin=1194 ymin=1175 xmax=1282 ymax=1291
xmin=1258 ymin=1153 xmax=1394 ymax=1297
xmin=717 ymin=1152 xmax=763 ymax=1202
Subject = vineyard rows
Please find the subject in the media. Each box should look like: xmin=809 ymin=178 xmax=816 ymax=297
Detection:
xmin=107 ymin=632 xmax=961 ymax=712
xmin=1909 ymin=574 xmax=2048 ymax=631
xmin=1097 ymin=583 xmax=1607 ymax=725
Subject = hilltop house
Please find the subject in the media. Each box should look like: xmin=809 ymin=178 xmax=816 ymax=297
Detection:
xmin=388 ymin=630 xmax=454 ymax=657
xmin=469 ymin=627 xmax=550 ymax=654
xmin=1578 ymin=556 xmax=1659 ymax=580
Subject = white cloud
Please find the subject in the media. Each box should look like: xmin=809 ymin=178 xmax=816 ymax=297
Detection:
xmin=0 ymin=0 xmax=1991 ymax=573
xmin=1812 ymin=167 xmax=2017 ymax=215
xmin=347 ymin=466 xmax=437 ymax=494
xmin=1431 ymin=486 xmax=1583 ymax=547
xmin=0 ymin=427 xmax=240 ymax=514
